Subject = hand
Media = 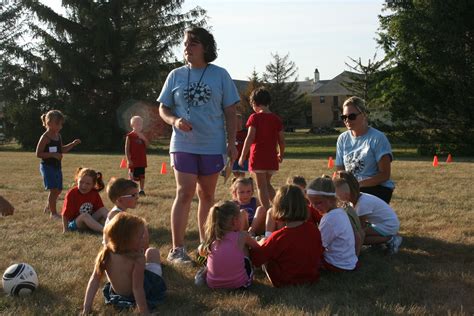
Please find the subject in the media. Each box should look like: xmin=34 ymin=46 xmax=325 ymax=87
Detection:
xmin=73 ymin=139 xmax=81 ymax=146
xmin=173 ymin=117 xmax=192 ymax=132
xmin=238 ymin=157 xmax=244 ymax=168
xmin=54 ymin=153 xmax=63 ymax=160
xmin=227 ymin=143 xmax=238 ymax=162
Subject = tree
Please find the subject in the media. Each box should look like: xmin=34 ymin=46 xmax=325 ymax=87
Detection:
xmin=377 ymin=0 xmax=474 ymax=155
xmin=238 ymin=69 xmax=262 ymax=121
xmin=262 ymin=53 xmax=310 ymax=127
xmin=0 ymin=0 xmax=205 ymax=150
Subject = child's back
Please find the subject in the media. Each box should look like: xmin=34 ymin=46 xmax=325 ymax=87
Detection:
xmin=105 ymin=252 xmax=142 ymax=297
xmin=247 ymin=112 xmax=282 ymax=171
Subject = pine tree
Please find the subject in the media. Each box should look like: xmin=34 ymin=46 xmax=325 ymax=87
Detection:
xmin=238 ymin=69 xmax=262 ymax=121
xmin=0 ymin=0 xmax=205 ymax=150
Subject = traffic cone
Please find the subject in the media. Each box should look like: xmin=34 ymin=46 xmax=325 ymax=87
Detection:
xmin=328 ymin=156 xmax=335 ymax=169
xmin=332 ymin=171 xmax=337 ymax=179
xmin=432 ymin=155 xmax=439 ymax=167
xmin=120 ymin=157 xmax=127 ymax=169
xmin=160 ymin=162 xmax=167 ymax=174
xmin=446 ymin=154 xmax=453 ymax=163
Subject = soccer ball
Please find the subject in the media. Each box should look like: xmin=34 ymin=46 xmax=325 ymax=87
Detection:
xmin=2 ymin=263 xmax=39 ymax=296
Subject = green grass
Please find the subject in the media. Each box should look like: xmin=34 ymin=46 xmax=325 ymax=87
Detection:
xmin=0 ymin=135 xmax=473 ymax=315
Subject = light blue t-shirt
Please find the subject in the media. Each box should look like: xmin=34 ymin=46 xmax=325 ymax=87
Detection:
xmin=336 ymin=127 xmax=394 ymax=189
xmin=157 ymin=64 xmax=240 ymax=154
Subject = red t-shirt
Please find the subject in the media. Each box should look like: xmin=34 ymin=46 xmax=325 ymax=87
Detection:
xmin=236 ymin=128 xmax=248 ymax=159
xmin=246 ymin=112 xmax=282 ymax=171
xmin=127 ymin=131 xmax=147 ymax=168
xmin=250 ymin=221 xmax=323 ymax=287
xmin=307 ymin=203 xmax=323 ymax=226
xmin=61 ymin=187 xmax=104 ymax=221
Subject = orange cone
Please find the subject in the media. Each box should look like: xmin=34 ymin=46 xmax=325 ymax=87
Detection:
xmin=332 ymin=171 xmax=337 ymax=179
xmin=446 ymin=154 xmax=453 ymax=163
xmin=160 ymin=162 xmax=167 ymax=174
xmin=120 ymin=158 xmax=127 ymax=169
xmin=328 ymin=156 xmax=334 ymax=169
xmin=432 ymin=155 xmax=439 ymax=167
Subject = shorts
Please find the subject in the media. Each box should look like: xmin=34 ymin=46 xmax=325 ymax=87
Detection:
xmin=366 ymin=222 xmax=392 ymax=237
xmin=242 ymin=257 xmax=254 ymax=288
xmin=103 ymin=263 xmax=166 ymax=311
xmin=40 ymin=163 xmax=63 ymax=190
xmin=68 ymin=219 xmax=78 ymax=231
xmin=251 ymin=170 xmax=277 ymax=175
xmin=232 ymin=159 xmax=248 ymax=173
xmin=360 ymin=185 xmax=393 ymax=204
xmin=129 ymin=167 xmax=145 ymax=181
xmin=170 ymin=152 xmax=225 ymax=176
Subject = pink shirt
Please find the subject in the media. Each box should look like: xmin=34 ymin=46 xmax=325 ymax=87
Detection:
xmin=206 ymin=231 xmax=250 ymax=289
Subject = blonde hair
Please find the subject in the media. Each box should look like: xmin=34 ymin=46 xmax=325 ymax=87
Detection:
xmin=130 ymin=115 xmax=143 ymax=126
xmin=307 ymin=176 xmax=338 ymax=207
xmin=333 ymin=171 xmax=361 ymax=203
xmin=106 ymin=177 xmax=138 ymax=203
xmin=230 ymin=177 xmax=254 ymax=199
xmin=343 ymin=96 xmax=369 ymax=115
xmin=41 ymin=110 xmax=64 ymax=128
xmin=94 ymin=213 xmax=146 ymax=274
xmin=286 ymin=175 xmax=307 ymax=188
xmin=202 ymin=201 xmax=240 ymax=255
xmin=74 ymin=167 xmax=105 ymax=192
xmin=271 ymin=185 xmax=308 ymax=222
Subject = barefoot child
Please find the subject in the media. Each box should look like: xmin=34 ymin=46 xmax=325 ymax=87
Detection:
xmin=61 ymin=168 xmax=108 ymax=233
xmin=36 ymin=110 xmax=81 ymax=219
xmin=83 ymin=213 xmax=166 ymax=314
xmin=239 ymin=87 xmax=285 ymax=212
xmin=125 ymin=116 xmax=149 ymax=196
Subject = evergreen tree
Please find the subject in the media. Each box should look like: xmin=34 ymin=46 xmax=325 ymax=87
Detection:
xmin=262 ymin=53 xmax=309 ymax=127
xmin=0 ymin=0 xmax=205 ymax=150
xmin=377 ymin=0 xmax=474 ymax=155
xmin=238 ymin=69 xmax=262 ymax=121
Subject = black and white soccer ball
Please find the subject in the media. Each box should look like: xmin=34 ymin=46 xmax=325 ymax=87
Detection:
xmin=2 ymin=263 xmax=39 ymax=296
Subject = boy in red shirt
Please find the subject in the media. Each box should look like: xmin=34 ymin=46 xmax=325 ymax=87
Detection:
xmin=125 ymin=116 xmax=149 ymax=196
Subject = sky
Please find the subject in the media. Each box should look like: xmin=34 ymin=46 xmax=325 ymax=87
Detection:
xmin=44 ymin=0 xmax=387 ymax=81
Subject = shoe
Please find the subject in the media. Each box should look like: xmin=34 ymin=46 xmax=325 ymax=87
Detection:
xmin=194 ymin=267 xmax=207 ymax=286
xmin=195 ymin=244 xmax=207 ymax=266
xmin=387 ymin=235 xmax=403 ymax=255
xmin=167 ymin=247 xmax=192 ymax=265
xmin=139 ymin=190 xmax=146 ymax=197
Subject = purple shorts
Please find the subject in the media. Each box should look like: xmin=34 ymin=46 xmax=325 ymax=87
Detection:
xmin=171 ymin=152 xmax=225 ymax=176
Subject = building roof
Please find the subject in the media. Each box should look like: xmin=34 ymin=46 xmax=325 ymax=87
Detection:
xmin=232 ymin=79 xmax=314 ymax=95
xmin=312 ymin=71 xmax=360 ymax=96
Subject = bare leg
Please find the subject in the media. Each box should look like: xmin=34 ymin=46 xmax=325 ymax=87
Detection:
xmin=240 ymin=210 xmax=249 ymax=231
xmin=171 ymin=170 xmax=197 ymax=248
xmin=145 ymin=248 xmax=161 ymax=264
xmin=75 ymin=213 xmax=104 ymax=233
xmin=48 ymin=188 xmax=61 ymax=219
xmin=255 ymin=172 xmax=271 ymax=211
xmin=266 ymin=173 xmax=276 ymax=203
xmin=92 ymin=207 xmax=109 ymax=225
xmin=196 ymin=173 xmax=219 ymax=242
xmin=363 ymin=226 xmax=391 ymax=245
xmin=139 ymin=177 xmax=145 ymax=192
xmin=249 ymin=206 xmax=266 ymax=235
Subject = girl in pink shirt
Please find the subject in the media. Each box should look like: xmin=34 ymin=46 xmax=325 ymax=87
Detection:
xmin=196 ymin=200 xmax=260 ymax=289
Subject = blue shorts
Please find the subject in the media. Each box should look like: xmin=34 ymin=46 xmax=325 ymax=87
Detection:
xmin=68 ymin=219 xmax=78 ymax=231
xmin=232 ymin=159 xmax=248 ymax=173
xmin=170 ymin=152 xmax=225 ymax=176
xmin=40 ymin=163 xmax=63 ymax=190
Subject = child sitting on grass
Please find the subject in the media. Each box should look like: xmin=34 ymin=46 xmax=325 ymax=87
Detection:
xmin=196 ymin=200 xmax=260 ymax=289
xmin=61 ymin=168 xmax=108 ymax=233
xmin=251 ymin=185 xmax=323 ymax=287
xmin=83 ymin=212 xmax=166 ymax=314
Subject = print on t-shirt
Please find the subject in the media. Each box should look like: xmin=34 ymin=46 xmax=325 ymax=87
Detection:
xmin=185 ymin=82 xmax=212 ymax=106
xmin=79 ymin=202 xmax=94 ymax=214
xmin=344 ymin=149 xmax=366 ymax=176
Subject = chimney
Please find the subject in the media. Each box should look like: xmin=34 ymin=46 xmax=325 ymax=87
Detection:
xmin=314 ymin=68 xmax=320 ymax=83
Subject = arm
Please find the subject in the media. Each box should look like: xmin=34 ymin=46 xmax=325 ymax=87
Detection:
xmin=241 ymin=231 xmax=260 ymax=250
xmin=136 ymin=132 xmax=149 ymax=147
xmin=358 ymin=154 xmax=391 ymax=187
xmin=125 ymin=135 xmax=133 ymax=167
xmin=62 ymin=215 xmax=69 ymax=233
xmin=36 ymin=134 xmax=62 ymax=160
xmin=62 ymin=139 xmax=81 ymax=153
xmin=158 ymin=103 xmax=192 ymax=132
xmin=132 ymin=257 xmax=149 ymax=315
xmin=223 ymin=104 xmax=238 ymax=161
xmin=239 ymin=126 xmax=256 ymax=167
xmin=277 ymin=130 xmax=285 ymax=163
xmin=82 ymin=268 xmax=103 ymax=315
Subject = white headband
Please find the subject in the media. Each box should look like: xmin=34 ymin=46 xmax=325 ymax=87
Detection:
xmin=306 ymin=189 xmax=336 ymax=196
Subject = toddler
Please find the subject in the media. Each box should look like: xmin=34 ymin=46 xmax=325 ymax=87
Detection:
xmin=125 ymin=116 xmax=149 ymax=196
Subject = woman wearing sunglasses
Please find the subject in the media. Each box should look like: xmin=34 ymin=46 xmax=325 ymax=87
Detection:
xmin=335 ymin=96 xmax=394 ymax=204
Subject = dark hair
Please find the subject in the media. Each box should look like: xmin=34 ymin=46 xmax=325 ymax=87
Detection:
xmin=287 ymin=175 xmax=307 ymax=188
xmin=185 ymin=27 xmax=217 ymax=63
xmin=74 ymin=167 xmax=105 ymax=192
xmin=106 ymin=177 xmax=138 ymax=203
xmin=250 ymin=87 xmax=271 ymax=107
xmin=272 ymin=185 xmax=308 ymax=222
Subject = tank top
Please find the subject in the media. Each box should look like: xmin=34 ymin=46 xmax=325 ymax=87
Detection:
xmin=237 ymin=197 xmax=257 ymax=224
xmin=42 ymin=134 xmax=62 ymax=168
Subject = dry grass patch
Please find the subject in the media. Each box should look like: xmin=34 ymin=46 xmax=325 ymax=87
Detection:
xmin=0 ymin=152 xmax=473 ymax=315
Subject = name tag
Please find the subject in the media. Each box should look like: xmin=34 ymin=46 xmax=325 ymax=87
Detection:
xmin=49 ymin=146 xmax=58 ymax=153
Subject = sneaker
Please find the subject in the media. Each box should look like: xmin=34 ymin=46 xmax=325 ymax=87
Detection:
xmin=139 ymin=190 xmax=146 ymax=197
xmin=387 ymin=235 xmax=403 ymax=255
xmin=167 ymin=247 xmax=192 ymax=265
xmin=194 ymin=267 xmax=207 ymax=286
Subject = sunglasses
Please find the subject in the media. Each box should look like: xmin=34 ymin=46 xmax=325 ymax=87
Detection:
xmin=340 ymin=113 xmax=361 ymax=121
xmin=120 ymin=192 xmax=139 ymax=198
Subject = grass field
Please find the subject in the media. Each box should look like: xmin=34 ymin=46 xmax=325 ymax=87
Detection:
xmin=0 ymin=133 xmax=473 ymax=315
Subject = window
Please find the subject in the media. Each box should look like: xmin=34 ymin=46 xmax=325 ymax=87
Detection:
xmin=320 ymin=96 xmax=325 ymax=103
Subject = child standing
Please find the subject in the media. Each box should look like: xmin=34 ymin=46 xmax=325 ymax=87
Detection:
xmin=306 ymin=177 xmax=359 ymax=272
xmin=61 ymin=168 xmax=108 ymax=233
xmin=239 ymin=88 xmax=285 ymax=212
xmin=333 ymin=171 xmax=402 ymax=254
xmin=232 ymin=113 xmax=248 ymax=178
xmin=250 ymin=185 xmax=323 ymax=287
xmin=230 ymin=177 xmax=266 ymax=236
xmin=197 ymin=200 xmax=260 ymax=289
xmin=125 ymin=116 xmax=149 ymax=196
xmin=83 ymin=212 xmax=166 ymax=314
xmin=35 ymin=110 xmax=81 ymax=219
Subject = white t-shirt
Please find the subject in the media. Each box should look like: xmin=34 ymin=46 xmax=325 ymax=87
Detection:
xmin=355 ymin=193 xmax=400 ymax=235
xmin=319 ymin=208 xmax=358 ymax=270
